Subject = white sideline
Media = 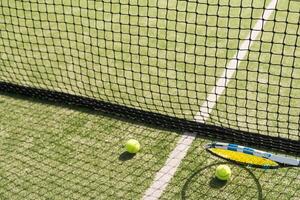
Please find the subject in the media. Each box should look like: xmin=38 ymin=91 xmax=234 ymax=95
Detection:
xmin=143 ymin=1 xmax=278 ymax=199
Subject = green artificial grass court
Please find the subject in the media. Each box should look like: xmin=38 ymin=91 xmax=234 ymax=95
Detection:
xmin=0 ymin=0 xmax=300 ymax=199
xmin=0 ymin=94 xmax=299 ymax=200
xmin=0 ymin=94 xmax=180 ymax=199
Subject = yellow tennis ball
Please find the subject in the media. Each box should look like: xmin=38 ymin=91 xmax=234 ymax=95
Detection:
xmin=215 ymin=165 xmax=231 ymax=181
xmin=125 ymin=139 xmax=140 ymax=154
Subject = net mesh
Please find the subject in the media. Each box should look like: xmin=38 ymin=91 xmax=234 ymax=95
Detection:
xmin=0 ymin=0 xmax=299 ymax=153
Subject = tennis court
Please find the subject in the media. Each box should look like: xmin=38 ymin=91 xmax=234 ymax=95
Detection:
xmin=0 ymin=0 xmax=299 ymax=199
xmin=0 ymin=94 xmax=182 ymax=199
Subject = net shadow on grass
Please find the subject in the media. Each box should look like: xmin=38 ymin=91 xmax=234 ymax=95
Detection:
xmin=0 ymin=85 xmax=184 ymax=130
xmin=0 ymin=82 xmax=299 ymax=155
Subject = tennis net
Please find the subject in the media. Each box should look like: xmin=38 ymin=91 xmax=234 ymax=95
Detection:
xmin=0 ymin=0 xmax=299 ymax=154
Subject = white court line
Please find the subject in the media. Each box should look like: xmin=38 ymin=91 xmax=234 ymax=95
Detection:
xmin=143 ymin=1 xmax=278 ymax=199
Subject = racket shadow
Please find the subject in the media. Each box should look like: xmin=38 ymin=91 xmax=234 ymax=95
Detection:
xmin=181 ymin=162 xmax=263 ymax=200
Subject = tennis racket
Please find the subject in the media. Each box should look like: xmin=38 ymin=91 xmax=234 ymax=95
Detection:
xmin=206 ymin=142 xmax=300 ymax=169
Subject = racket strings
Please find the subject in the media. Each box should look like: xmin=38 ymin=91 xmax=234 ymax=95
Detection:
xmin=209 ymin=148 xmax=279 ymax=167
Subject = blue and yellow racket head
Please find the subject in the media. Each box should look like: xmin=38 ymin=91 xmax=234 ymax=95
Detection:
xmin=207 ymin=147 xmax=279 ymax=168
xmin=205 ymin=142 xmax=281 ymax=168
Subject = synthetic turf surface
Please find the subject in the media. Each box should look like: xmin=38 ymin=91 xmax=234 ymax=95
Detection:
xmin=0 ymin=94 xmax=180 ymax=199
xmin=0 ymin=0 xmax=300 ymax=199
xmin=0 ymin=94 xmax=299 ymax=199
